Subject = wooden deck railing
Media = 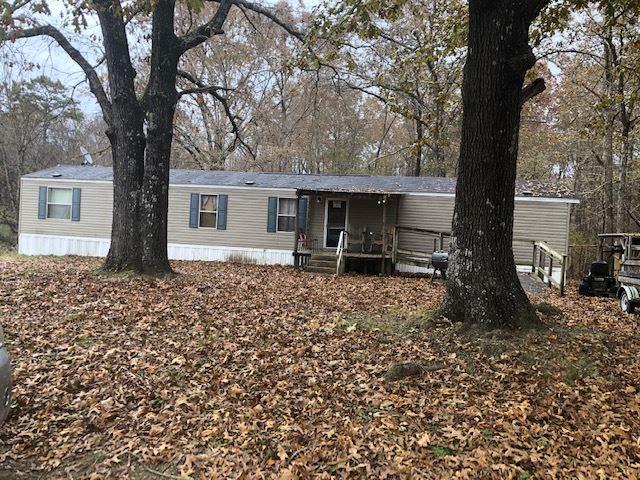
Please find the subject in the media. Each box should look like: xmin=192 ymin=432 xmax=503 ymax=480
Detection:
xmin=532 ymin=241 xmax=568 ymax=296
xmin=392 ymin=226 xmax=450 ymax=267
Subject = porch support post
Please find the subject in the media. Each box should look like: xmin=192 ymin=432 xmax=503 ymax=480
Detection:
xmin=293 ymin=191 xmax=300 ymax=269
xmin=381 ymin=194 xmax=388 ymax=274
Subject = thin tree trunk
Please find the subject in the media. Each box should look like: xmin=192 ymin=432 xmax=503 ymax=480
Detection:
xmin=440 ymin=1 xmax=543 ymax=329
xmin=602 ymin=34 xmax=616 ymax=233
xmin=617 ymin=122 xmax=631 ymax=232
xmin=413 ymin=106 xmax=423 ymax=177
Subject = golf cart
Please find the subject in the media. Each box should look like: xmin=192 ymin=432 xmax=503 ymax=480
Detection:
xmin=588 ymin=233 xmax=640 ymax=314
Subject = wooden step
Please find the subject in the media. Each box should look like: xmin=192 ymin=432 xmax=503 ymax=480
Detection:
xmin=310 ymin=253 xmax=337 ymax=262
xmin=306 ymin=265 xmax=336 ymax=274
xmin=308 ymin=259 xmax=336 ymax=268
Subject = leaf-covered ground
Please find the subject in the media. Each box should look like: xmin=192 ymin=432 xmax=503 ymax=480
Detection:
xmin=0 ymin=256 xmax=639 ymax=479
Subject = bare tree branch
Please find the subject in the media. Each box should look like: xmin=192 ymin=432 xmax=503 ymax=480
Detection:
xmin=203 ymin=0 xmax=305 ymax=42
xmin=177 ymin=70 xmax=255 ymax=159
xmin=5 ymin=25 xmax=113 ymax=125
xmin=178 ymin=85 xmax=234 ymax=96
xmin=179 ymin=0 xmax=234 ymax=52
xmin=520 ymin=77 xmax=546 ymax=105
xmin=231 ymin=0 xmax=305 ymax=42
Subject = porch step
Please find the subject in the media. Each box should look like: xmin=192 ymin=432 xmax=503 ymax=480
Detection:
xmin=306 ymin=265 xmax=336 ymax=274
xmin=308 ymin=259 xmax=336 ymax=268
xmin=304 ymin=252 xmax=338 ymax=274
xmin=310 ymin=253 xmax=337 ymax=262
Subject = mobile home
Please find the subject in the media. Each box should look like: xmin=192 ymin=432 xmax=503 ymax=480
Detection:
xmin=18 ymin=165 xmax=578 ymax=273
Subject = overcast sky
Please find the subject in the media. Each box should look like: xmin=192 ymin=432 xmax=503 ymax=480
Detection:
xmin=5 ymin=0 xmax=321 ymax=116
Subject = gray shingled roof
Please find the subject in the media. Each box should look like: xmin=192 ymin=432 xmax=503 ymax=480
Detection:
xmin=23 ymin=165 xmax=577 ymax=199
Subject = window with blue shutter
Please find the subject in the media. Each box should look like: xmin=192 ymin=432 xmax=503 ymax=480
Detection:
xmin=38 ymin=186 xmax=47 ymax=219
xmin=217 ymin=194 xmax=228 ymax=230
xmin=189 ymin=193 xmax=199 ymax=228
xmin=71 ymin=188 xmax=81 ymax=221
xmin=267 ymin=197 xmax=278 ymax=232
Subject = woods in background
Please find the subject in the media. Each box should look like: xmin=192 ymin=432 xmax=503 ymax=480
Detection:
xmin=0 ymin=0 xmax=638 ymax=248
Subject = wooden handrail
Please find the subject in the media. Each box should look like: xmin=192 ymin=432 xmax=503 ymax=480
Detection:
xmin=336 ymin=230 xmax=348 ymax=275
xmin=533 ymin=241 xmax=568 ymax=296
xmin=395 ymin=226 xmax=451 ymax=236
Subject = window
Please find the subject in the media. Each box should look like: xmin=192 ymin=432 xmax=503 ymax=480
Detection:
xmin=199 ymin=194 xmax=218 ymax=228
xmin=47 ymin=188 xmax=72 ymax=219
xmin=277 ymin=198 xmax=296 ymax=232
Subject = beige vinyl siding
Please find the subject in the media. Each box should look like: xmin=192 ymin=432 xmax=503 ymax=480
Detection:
xmin=397 ymin=196 xmax=454 ymax=255
xmin=397 ymin=194 xmax=570 ymax=264
xmin=19 ymin=178 xmax=571 ymax=265
xmin=168 ymin=186 xmax=296 ymax=250
xmin=19 ymin=179 xmax=113 ymax=238
xmin=20 ymin=180 xmax=298 ymax=251
xmin=512 ymin=200 xmax=570 ymax=262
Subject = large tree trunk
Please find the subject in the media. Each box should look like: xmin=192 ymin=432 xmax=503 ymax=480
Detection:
xmin=440 ymin=1 xmax=543 ymax=329
xmin=97 ymin=2 xmax=146 ymax=272
xmin=140 ymin=0 xmax=179 ymax=275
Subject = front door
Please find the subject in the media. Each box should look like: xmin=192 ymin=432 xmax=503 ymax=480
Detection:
xmin=325 ymin=199 xmax=347 ymax=248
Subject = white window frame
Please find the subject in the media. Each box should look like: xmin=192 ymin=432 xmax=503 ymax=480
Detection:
xmin=47 ymin=187 xmax=73 ymax=220
xmin=277 ymin=197 xmax=296 ymax=233
xmin=199 ymin=193 xmax=218 ymax=229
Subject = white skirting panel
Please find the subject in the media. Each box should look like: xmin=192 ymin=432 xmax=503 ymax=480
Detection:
xmin=395 ymin=263 xmax=433 ymax=275
xmin=18 ymin=234 xmax=294 ymax=266
xmin=167 ymin=243 xmax=293 ymax=265
xmin=18 ymin=233 xmax=111 ymax=257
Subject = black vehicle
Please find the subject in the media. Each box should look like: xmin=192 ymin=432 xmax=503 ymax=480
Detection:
xmin=579 ymin=260 xmax=618 ymax=297
xmin=579 ymin=233 xmax=640 ymax=314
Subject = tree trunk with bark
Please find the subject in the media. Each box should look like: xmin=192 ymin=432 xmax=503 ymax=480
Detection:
xmin=97 ymin=2 xmax=146 ymax=272
xmin=440 ymin=0 xmax=546 ymax=329
xmin=602 ymin=34 xmax=616 ymax=234
xmin=8 ymin=0 xmax=304 ymax=275
xmin=617 ymin=120 xmax=631 ymax=232
xmin=140 ymin=0 xmax=180 ymax=274
xmin=413 ymin=105 xmax=423 ymax=177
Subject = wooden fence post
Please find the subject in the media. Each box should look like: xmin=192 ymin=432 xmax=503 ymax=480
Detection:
xmin=559 ymin=254 xmax=567 ymax=296
xmin=392 ymin=226 xmax=398 ymax=265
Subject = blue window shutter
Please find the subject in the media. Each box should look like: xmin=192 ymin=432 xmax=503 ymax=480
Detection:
xmin=298 ymin=197 xmax=308 ymax=233
xmin=71 ymin=188 xmax=81 ymax=221
xmin=38 ymin=186 xmax=47 ymax=219
xmin=217 ymin=194 xmax=228 ymax=230
xmin=189 ymin=193 xmax=199 ymax=228
xmin=267 ymin=197 xmax=277 ymax=232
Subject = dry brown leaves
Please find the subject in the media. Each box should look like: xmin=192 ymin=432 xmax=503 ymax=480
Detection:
xmin=0 ymin=256 xmax=639 ymax=479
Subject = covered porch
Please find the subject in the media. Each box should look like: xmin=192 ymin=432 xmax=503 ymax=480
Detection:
xmin=292 ymin=190 xmax=399 ymax=273
xmin=291 ymin=189 xmax=444 ymax=275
